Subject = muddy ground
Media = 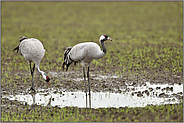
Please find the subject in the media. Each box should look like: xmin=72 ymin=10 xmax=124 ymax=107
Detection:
xmin=1 ymin=64 xmax=183 ymax=122
xmin=1 ymin=1 xmax=183 ymax=122
xmin=1 ymin=61 xmax=183 ymax=93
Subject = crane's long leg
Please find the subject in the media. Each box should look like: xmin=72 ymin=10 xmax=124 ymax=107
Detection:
xmin=29 ymin=63 xmax=35 ymax=92
xmin=87 ymin=66 xmax=91 ymax=96
xmin=87 ymin=66 xmax=91 ymax=108
xmin=83 ymin=67 xmax=87 ymax=107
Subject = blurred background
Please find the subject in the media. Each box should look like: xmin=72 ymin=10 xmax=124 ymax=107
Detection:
xmin=1 ymin=1 xmax=183 ymax=74
xmin=2 ymin=1 xmax=182 ymax=44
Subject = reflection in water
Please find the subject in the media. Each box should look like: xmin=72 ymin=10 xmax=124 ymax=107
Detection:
xmin=2 ymin=82 xmax=183 ymax=108
xmin=30 ymin=92 xmax=51 ymax=106
xmin=30 ymin=93 xmax=36 ymax=104
xmin=86 ymin=94 xmax=92 ymax=108
xmin=85 ymin=92 xmax=92 ymax=108
xmin=85 ymin=92 xmax=87 ymax=108
xmin=47 ymin=96 xmax=52 ymax=106
xmin=89 ymin=94 xmax=91 ymax=108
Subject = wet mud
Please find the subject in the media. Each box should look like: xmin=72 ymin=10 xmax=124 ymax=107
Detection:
xmin=1 ymin=61 xmax=183 ymax=122
xmin=1 ymin=67 xmax=183 ymax=99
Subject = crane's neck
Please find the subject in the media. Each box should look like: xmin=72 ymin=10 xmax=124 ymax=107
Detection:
xmin=100 ymin=40 xmax=106 ymax=54
xmin=36 ymin=67 xmax=51 ymax=88
xmin=37 ymin=67 xmax=47 ymax=80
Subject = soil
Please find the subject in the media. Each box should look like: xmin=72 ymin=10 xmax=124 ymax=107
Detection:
xmin=1 ymin=62 xmax=183 ymax=122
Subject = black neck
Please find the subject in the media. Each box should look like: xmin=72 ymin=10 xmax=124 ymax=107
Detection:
xmin=100 ymin=40 xmax=106 ymax=54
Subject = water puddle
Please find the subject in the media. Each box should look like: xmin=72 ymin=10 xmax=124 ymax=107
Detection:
xmin=72 ymin=74 xmax=120 ymax=82
xmin=2 ymin=82 xmax=183 ymax=108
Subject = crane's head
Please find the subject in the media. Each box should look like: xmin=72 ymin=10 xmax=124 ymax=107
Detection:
xmin=62 ymin=47 xmax=73 ymax=71
xmin=99 ymin=34 xmax=114 ymax=42
xmin=42 ymin=72 xmax=51 ymax=89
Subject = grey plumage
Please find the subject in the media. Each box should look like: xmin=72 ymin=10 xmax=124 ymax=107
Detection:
xmin=62 ymin=34 xmax=114 ymax=71
xmin=62 ymin=34 xmax=114 ymax=106
xmin=14 ymin=36 xmax=51 ymax=92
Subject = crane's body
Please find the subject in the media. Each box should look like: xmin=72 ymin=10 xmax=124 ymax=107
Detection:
xmin=62 ymin=34 xmax=114 ymax=107
xmin=19 ymin=38 xmax=45 ymax=66
xmin=14 ymin=36 xmax=51 ymax=92
xmin=69 ymin=42 xmax=105 ymax=65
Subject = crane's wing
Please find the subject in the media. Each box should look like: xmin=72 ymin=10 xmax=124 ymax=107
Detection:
xmin=14 ymin=45 xmax=20 ymax=53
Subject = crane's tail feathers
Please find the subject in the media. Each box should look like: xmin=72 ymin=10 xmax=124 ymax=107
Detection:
xmin=14 ymin=36 xmax=28 ymax=53
xmin=19 ymin=36 xmax=28 ymax=42
xmin=13 ymin=45 xmax=20 ymax=53
xmin=66 ymin=64 xmax=70 ymax=71
xmin=74 ymin=61 xmax=78 ymax=65
xmin=62 ymin=62 xmax=71 ymax=71
xmin=62 ymin=46 xmax=73 ymax=71
xmin=63 ymin=47 xmax=73 ymax=60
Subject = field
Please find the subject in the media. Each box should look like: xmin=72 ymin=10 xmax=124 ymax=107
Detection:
xmin=1 ymin=1 xmax=183 ymax=122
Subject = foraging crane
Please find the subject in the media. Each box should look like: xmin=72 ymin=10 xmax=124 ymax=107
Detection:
xmin=62 ymin=34 xmax=114 ymax=97
xmin=14 ymin=36 xmax=51 ymax=92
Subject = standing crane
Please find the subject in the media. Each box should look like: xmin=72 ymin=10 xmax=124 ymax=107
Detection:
xmin=14 ymin=36 xmax=51 ymax=92
xmin=62 ymin=34 xmax=114 ymax=107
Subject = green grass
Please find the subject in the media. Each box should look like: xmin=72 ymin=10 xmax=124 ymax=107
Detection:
xmin=1 ymin=1 xmax=183 ymax=122
xmin=1 ymin=2 xmax=183 ymax=74
xmin=1 ymin=103 xmax=183 ymax=122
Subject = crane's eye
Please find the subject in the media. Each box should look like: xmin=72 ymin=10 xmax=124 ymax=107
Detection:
xmin=103 ymin=35 xmax=108 ymax=39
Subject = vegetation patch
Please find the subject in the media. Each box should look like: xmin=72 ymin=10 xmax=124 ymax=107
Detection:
xmin=1 ymin=1 xmax=183 ymax=122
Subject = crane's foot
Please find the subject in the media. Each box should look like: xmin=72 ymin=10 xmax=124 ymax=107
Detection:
xmin=29 ymin=87 xmax=36 ymax=92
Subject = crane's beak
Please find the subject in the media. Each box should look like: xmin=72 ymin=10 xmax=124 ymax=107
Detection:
xmin=47 ymin=82 xmax=52 ymax=90
xmin=107 ymin=37 xmax=114 ymax=41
